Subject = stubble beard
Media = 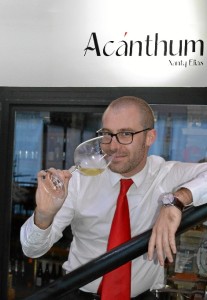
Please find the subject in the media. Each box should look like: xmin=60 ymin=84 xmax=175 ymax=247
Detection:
xmin=108 ymin=143 xmax=147 ymax=176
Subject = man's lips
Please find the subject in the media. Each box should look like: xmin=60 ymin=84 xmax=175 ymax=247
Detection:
xmin=110 ymin=154 xmax=127 ymax=161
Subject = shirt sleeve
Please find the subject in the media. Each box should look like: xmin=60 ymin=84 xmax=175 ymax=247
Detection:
xmin=20 ymin=174 xmax=78 ymax=258
xmin=180 ymin=172 xmax=207 ymax=206
xmin=169 ymin=162 xmax=207 ymax=206
xmin=20 ymin=214 xmax=55 ymax=258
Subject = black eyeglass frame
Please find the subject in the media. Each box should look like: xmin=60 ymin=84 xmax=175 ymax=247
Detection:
xmin=96 ymin=128 xmax=152 ymax=145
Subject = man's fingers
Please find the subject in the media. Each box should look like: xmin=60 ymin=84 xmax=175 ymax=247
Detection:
xmin=158 ymin=230 xmax=173 ymax=264
xmin=148 ymin=225 xmax=177 ymax=265
xmin=148 ymin=228 xmax=165 ymax=265
xmin=148 ymin=232 xmax=156 ymax=261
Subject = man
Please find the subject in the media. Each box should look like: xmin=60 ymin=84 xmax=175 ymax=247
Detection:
xmin=21 ymin=96 xmax=207 ymax=299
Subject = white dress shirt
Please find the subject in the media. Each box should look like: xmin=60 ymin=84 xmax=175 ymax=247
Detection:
xmin=20 ymin=155 xmax=207 ymax=296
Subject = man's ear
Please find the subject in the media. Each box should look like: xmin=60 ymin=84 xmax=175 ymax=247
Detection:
xmin=146 ymin=129 xmax=157 ymax=147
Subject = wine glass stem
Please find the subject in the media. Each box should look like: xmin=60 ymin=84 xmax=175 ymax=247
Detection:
xmin=69 ymin=166 xmax=78 ymax=173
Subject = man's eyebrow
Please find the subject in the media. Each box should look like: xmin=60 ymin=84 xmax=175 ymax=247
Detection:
xmin=101 ymin=128 xmax=134 ymax=132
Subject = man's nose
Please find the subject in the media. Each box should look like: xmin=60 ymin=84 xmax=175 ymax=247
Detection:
xmin=109 ymin=135 xmax=120 ymax=149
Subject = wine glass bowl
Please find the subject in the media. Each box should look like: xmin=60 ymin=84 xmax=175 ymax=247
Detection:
xmin=41 ymin=136 xmax=112 ymax=199
xmin=73 ymin=136 xmax=111 ymax=176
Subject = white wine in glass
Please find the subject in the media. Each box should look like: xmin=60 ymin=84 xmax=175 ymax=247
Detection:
xmin=71 ymin=136 xmax=112 ymax=175
xmin=42 ymin=136 xmax=112 ymax=200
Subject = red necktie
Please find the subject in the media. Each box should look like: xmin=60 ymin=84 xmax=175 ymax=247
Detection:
xmin=99 ymin=178 xmax=133 ymax=300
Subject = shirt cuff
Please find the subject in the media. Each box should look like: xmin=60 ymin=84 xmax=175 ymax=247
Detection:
xmin=27 ymin=213 xmax=53 ymax=243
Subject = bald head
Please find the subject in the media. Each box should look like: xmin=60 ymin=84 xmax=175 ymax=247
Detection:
xmin=103 ymin=96 xmax=154 ymax=129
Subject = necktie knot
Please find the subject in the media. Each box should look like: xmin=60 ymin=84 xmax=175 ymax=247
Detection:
xmin=120 ymin=178 xmax=133 ymax=195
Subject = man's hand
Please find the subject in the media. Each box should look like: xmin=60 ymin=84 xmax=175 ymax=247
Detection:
xmin=34 ymin=168 xmax=72 ymax=229
xmin=147 ymin=206 xmax=182 ymax=266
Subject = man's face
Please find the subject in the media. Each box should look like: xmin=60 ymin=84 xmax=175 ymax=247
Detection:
xmin=101 ymin=106 xmax=154 ymax=177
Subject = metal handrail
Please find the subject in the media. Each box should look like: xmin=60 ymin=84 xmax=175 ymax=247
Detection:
xmin=24 ymin=204 xmax=207 ymax=300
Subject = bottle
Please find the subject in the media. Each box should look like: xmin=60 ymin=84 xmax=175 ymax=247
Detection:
xmin=35 ymin=261 xmax=43 ymax=288
xmin=57 ymin=264 xmax=63 ymax=278
xmin=54 ymin=142 xmax=62 ymax=161
xmin=8 ymin=261 xmax=15 ymax=300
xmin=49 ymin=263 xmax=57 ymax=283
xmin=43 ymin=263 xmax=50 ymax=286
xmin=48 ymin=137 xmax=55 ymax=161
xmin=19 ymin=260 xmax=26 ymax=288
xmin=13 ymin=259 xmax=19 ymax=288
xmin=26 ymin=257 xmax=34 ymax=289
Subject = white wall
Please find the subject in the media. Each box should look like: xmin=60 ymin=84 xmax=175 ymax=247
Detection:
xmin=0 ymin=0 xmax=206 ymax=87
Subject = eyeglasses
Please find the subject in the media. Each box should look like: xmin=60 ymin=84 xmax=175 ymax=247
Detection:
xmin=96 ymin=128 xmax=152 ymax=145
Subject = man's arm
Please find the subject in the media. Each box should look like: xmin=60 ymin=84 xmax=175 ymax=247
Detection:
xmin=20 ymin=169 xmax=71 ymax=257
xmin=148 ymin=187 xmax=193 ymax=266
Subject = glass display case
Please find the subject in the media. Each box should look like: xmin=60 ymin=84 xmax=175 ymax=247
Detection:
xmin=10 ymin=110 xmax=103 ymax=299
xmin=0 ymin=87 xmax=207 ymax=299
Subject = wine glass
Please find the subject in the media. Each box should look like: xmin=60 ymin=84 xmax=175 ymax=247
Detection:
xmin=41 ymin=136 xmax=112 ymax=200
